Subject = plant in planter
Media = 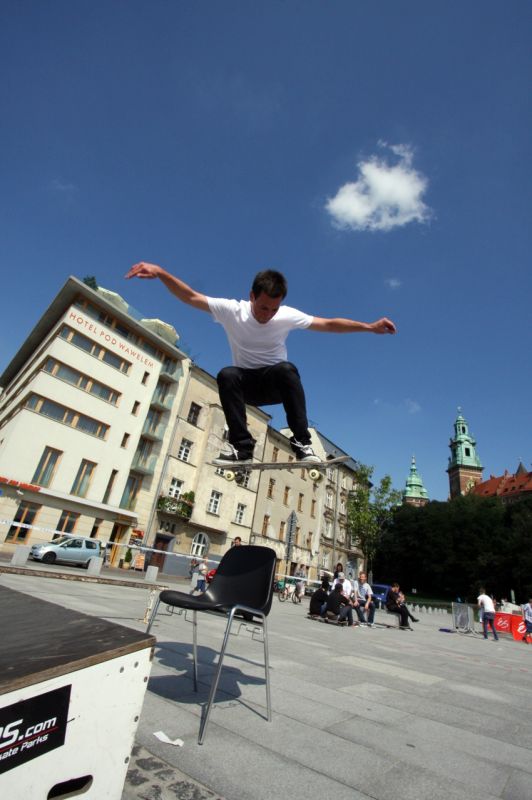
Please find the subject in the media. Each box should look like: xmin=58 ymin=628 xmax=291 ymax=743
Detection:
xmin=123 ymin=548 xmax=133 ymax=569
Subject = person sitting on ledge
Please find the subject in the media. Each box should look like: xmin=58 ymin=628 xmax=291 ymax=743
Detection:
xmin=325 ymin=583 xmax=355 ymax=626
xmin=309 ymin=579 xmax=330 ymax=617
xmin=385 ymin=582 xmax=411 ymax=629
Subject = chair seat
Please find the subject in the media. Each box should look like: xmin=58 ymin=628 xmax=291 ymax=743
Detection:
xmin=160 ymin=589 xmax=259 ymax=621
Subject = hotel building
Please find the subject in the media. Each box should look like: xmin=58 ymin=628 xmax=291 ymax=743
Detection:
xmin=0 ymin=276 xmax=187 ymax=565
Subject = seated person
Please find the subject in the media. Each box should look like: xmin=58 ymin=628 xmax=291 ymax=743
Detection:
xmin=325 ymin=583 xmax=354 ymax=626
xmin=309 ymin=579 xmax=330 ymax=617
xmin=385 ymin=583 xmax=411 ymax=629
xmin=353 ymin=572 xmax=376 ymax=626
xmin=398 ymin=590 xmax=419 ymax=624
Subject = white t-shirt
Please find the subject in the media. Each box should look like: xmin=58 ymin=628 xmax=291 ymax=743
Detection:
xmin=207 ymin=297 xmax=313 ymax=369
xmin=354 ymin=581 xmax=373 ymax=602
xmin=333 ymin=577 xmax=352 ymax=599
xmin=478 ymin=593 xmax=495 ymax=614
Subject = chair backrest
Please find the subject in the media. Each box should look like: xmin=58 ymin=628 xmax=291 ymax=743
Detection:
xmin=205 ymin=545 xmax=276 ymax=616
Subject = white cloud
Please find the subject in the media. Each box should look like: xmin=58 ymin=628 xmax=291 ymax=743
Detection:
xmin=325 ymin=143 xmax=431 ymax=232
xmin=404 ymin=398 xmax=421 ymax=414
xmin=385 ymin=278 xmax=402 ymax=290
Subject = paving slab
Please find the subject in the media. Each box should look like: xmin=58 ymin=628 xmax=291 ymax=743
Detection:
xmin=1 ymin=570 xmax=531 ymax=800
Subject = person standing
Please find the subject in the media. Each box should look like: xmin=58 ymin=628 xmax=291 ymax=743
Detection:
xmin=477 ymin=588 xmax=499 ymax=641
xmin=522 ymin=597 xmax=532 ymax=643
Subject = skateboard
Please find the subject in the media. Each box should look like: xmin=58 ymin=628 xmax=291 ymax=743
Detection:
xmin=210 ymin=455 xmax=349 ymax=483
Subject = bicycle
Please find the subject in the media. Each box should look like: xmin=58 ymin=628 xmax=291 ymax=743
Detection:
xmin=278 ymin=581 xmax=296 ymax=602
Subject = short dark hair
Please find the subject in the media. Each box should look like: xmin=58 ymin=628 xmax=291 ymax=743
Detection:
xmin=251 ymin=270 xmax=287 ymax=299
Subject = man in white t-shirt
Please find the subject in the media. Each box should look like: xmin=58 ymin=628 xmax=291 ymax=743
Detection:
xmin=126 ymin=262 xmax=396 ymax=463
xmin=353 ymin=572 xmax=376 ymax=626
xmin=477 ymin=588 xmax=499 ymax=641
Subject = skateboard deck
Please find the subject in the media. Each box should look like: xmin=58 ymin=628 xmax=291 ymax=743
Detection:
xmin=210 ymin=455 xmax=349 ymax=482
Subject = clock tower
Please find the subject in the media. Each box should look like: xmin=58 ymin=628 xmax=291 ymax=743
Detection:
xmin=447 ymin=409 xmax=483 ymax=499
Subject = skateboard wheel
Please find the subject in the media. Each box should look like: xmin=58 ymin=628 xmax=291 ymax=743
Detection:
xmin=308 ymin=468 xmax=322 ymax=481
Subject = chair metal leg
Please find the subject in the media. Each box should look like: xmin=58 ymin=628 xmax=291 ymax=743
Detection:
xmin=146 ymin=597 xmax=161 ymax=634
xmin=198 ymin=607 xmax=270 ymax=744
xmin=192 ymin=609 xmax=198 ymax=692
xmin=262 ymin=616 xmax=271 ymax=722
xmin=198 ymin=608 xmax=236 ymax=745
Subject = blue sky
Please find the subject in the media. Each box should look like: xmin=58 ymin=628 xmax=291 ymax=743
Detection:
xmin=1 ymin=1 xmax=531 ymax=500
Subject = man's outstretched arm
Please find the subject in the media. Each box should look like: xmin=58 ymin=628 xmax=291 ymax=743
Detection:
xmin=309 ymin=316 xmax=396 ymax=334
xmin=125 ymin=262 xmax=210 ymax=312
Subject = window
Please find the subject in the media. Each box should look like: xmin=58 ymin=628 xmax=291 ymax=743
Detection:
xmin=120 ymin=474 xmax=142 ymax=510
xmin=59 ymin=326 xmax=131 ymax=373
xmin=295 ymin=526 xmax=301 ymax=546
xmin=71 ymin=459 xmax=96 ymax=497
xmin=271 ymin=447 xmax=279 ymax=463
xmin=132 ymin=400 xmax=140 ymax=415
xmin=32 ymin=446 xmax=62 ymax=487
xmin=340 ymin=498 xmax=346 ymax=515
xmin=261 ymin=515 xmax=270 ymax=536
xmin=267 ymin=478 xmax=275 ymax=499
xmin=311 ymin=499 xmax=316 ymax=518
xmin=25 ymin=394 xmax=109 ymax=439
xmin=121 ymin=433 xmax=130 ymax=448
xmin=168 ymin=477 xmax=183 ymax=499
xmin=102 ymin=469 xmax=118 ymax=504
xmin=326 ymin=490 xmax=334 ymax=509
xmin=297 ymin=492 xmax=304 ymax=512
xmin=323 ymin=519 xmax=332 ymax=539
xmin=279 ymin=520 xmax=286 ymax=541
xmin=178 ymin=438 xmax=193 ymax=462
xmin=235 ymin=503 xmax=246 ymax=524
xmin=187 ymin=402 xmax=201 ymax=426
xmin=283 ymin=486 xmax=290 ymax=506
xmin=6 ymin=502 xmax=41 ymax=542
xmin=43 ymin=358 xmax=120 ymax=405
xmin=207 ymin=490 xmax=222 ymax=515
xmin=141 ymin=371 xmax=150 ymax=385
xmin=191 ymin=532 xmax=209 ymax=558
xmin=90 ymin=519 xmax=103 ymax=538
xmin=56 ymin=510 xmax=80 ymax=535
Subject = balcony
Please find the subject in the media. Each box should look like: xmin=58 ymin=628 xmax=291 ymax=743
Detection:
xmin=157 ymin=492 xmax=195 ymax=520
xmin=131 ymin=453 xmax=157 ymax=476
xmin=150 ymin=391 xmax=176 ymax=411
xmin=141 ymin=419 xmax=167 ymax=441
xmin=159 ymin=360 xmax=181 ymax=383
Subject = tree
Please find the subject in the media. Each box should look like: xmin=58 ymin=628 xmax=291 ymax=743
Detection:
xmin=347 ymin=464 xmax=402 ymax=574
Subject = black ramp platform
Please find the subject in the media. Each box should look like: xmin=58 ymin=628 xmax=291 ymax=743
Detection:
xmin=0 ymin=584 xmax=155 ymax=694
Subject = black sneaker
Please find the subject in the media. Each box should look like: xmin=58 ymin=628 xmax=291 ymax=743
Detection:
xmin=290 ymin=438 xmax=321 ymax=463
xmin=212 ymin=443 xmax=253 ymax=466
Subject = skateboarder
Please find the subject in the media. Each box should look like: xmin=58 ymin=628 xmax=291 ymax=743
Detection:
xmin=126 ymin=262 xmax=396 ymax=465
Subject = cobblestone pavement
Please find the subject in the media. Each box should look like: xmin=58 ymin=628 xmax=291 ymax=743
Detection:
xmin=123 ymin=746 xmax=224 ymax=800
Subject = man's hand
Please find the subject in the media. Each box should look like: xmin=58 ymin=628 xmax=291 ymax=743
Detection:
xmin=370 ymin=317 xmax=396 ymax=335
xmin=125 ymin=262 xmax=163 ymax=279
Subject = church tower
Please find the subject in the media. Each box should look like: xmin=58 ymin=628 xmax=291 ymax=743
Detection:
xmin=447 ymin=409 xmax=483 ymax=498
xmin=403 ymin=455 xmax=429 ymax=507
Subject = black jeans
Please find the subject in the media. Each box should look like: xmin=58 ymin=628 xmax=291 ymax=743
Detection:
xmin=216 ymin=361 xmax=311 ymax=456
xmin=387 ymin=605 xmax=410 ymax=627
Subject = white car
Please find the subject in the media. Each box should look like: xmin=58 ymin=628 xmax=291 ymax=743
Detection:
xmin=30 ymin=536 xmax=102 ymax=568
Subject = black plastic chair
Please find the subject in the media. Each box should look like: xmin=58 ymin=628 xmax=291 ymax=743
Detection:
xmin=146 ymin=545 xmax=276 ymax=744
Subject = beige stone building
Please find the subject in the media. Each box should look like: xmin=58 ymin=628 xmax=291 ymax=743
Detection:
xmin=252 ymin=427 xmax=363 ymax=583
